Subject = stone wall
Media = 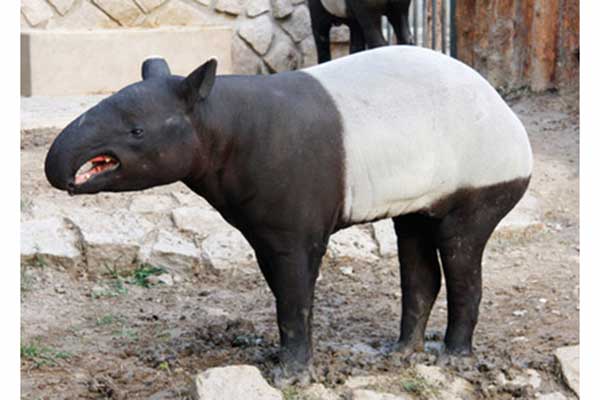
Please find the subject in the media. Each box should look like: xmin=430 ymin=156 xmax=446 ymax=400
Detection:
xmin=20 ymin=0 xmax=351 ymax=74
xmin=455 ymin=0 xmax=579 ymax=92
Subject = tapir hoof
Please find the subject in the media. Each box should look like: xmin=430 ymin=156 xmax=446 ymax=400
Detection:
xmin=435 ymin=348 xmax=477 ymax=371
xmin=272 ymin=363 xmax=314 ymax=388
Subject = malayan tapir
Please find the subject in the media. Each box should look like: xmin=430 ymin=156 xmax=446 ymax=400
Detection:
xmin=44 ymin=46 xmax=533 ymax=385
xmin=308 ymin=0 xmax=413 ymax=63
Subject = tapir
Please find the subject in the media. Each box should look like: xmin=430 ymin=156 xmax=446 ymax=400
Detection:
xmin=308 ymin=0 xmax=413 ymax=63
xmin=44 ymin=46 xmax=533 ymax=385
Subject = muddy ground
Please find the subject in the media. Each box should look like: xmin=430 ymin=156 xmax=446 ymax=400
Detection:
xmin=20 ymin=89 xmax=579 ymax=399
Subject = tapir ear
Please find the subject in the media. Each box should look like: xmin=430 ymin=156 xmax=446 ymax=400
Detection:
xmin=141 ymin=57 xmax=171 ymax=80
xmin=178 ymin=58 xmax=218 ymax=107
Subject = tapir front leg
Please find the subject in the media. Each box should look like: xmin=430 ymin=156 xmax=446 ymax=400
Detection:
xmin=252 ymin=231 xmax=325 ymax=386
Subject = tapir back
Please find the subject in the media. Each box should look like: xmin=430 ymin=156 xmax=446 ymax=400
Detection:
xmin=304 ymin=46 xmax=533 ymax=224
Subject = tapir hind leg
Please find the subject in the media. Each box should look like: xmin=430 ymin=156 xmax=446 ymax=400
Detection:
xmin=392 ymin=214 xmax=441 ymax=355
xmin=250 ymin=231 xmax=326 ymax=386
xmin=435 ymin=178 xmax=530 ymax=354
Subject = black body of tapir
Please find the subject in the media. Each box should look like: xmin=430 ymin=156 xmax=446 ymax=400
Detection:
xmin=308 ymin=0 xmax=413 ymax=63
xmin=45 ymin=46 xmax=533 ymax=385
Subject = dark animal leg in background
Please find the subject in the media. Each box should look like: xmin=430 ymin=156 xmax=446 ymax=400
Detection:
xmin=349 ymin=21 xmax=366 ymax=54
xmin=346 ymin=0 xmax=387 ymax=49
xmin=387 ymin=1 xmax=414 ymax=45
xmin=253 ymin=234 xmax=324 ymax=385
xmin=393 ymin=215 xmax=441 ymax=354
xmin=308 ymin=0 xmax=333 ymax=63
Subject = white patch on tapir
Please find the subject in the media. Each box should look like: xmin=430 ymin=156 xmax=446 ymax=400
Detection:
xmin=77 ymin=114 xmax=86 ymax=127
xmin=321 ymin=0 xmax=347 ymax=17
xmin=304 ymin=46 xmax=533 ymax=223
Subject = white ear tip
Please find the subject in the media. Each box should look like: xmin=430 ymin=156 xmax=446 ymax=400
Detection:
xmin=144 ymin=54 xmax=164 ymax=61
xmin=208 ymin=56 xmax=218 ymax=63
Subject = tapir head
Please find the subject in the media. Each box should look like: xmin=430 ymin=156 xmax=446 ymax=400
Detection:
xmin=44 ymin=57 xmax=217 ymax=195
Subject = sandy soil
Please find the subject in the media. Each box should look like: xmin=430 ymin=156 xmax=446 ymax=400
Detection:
xmin=20 ymin=89 xmax=579 ymax=399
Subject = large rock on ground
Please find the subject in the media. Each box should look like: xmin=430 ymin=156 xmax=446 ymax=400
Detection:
xmin=139 ymin=229 xmax=200 ymax=272
xmin=414 ymin=365 xmax=474 ymax=400
xmin=328 ymin=226 xmax=379 ymax=263
xmin=171 ymin=207 xmax=232 ymax=239
xmin=201 ymin=230 xmax=256 ymax=273
xmin=66 ymin=208 xmax=154 ymax=273
xmin=129 ymin=194 xmax=178 ymax=215
xmin=555 ymin=345 xmax=579 ymax=397
xmin=372 ymin=219 xmax=397 ymax=258
xmin=21 ymin=217 xmax=81 ymax=269
xmin=192 ymin=365 xmax=282 ymax=400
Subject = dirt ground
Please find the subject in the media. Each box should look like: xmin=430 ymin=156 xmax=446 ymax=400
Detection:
xmin=20 ymin=89 xmax=579 ymax=399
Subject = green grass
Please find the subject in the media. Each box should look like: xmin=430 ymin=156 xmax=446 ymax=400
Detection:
xmin=130 ymin=263 xmax=167 ymax=288
xmin=21 ymin=342 xmax=71 ymax=368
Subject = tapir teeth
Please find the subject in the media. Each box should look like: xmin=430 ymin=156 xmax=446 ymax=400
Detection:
xmin=74 ymin=154 xmax=119 ymax=185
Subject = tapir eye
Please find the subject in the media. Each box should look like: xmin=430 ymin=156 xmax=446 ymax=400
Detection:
xmin=130 ymin=128 xmax=144 ymax=138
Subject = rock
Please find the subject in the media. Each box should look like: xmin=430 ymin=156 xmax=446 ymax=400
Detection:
xmin=372 ymin=220 xmax=397 ymax=258
xmin=498 ymin=192 xmax=543 ymax=232
xmin=238 ymin=15 xmax=274 ymax=55
xmin=129 ymin=194 xmax=178 ymax=214
xmin=171 ymin=207 xmax=231 ymax=238
xmin=328 ymin=226 xmax=379 ymax=263
xmin=351 ymin=389 xmax=407 ymax=400
xmin=232 ymin=34 xmax=264 ymax=74
xmin=201 ymin=230 xmax=256 ymax=273
xmin=415 ymin=365 xmax=474 ymax=400
xmin=302 ymin=383 xmax=340 ymax=400
xmin=537 ymin=393 xmax=567 ymax=400
xmin=45 ymin=1 xmax=119 ymax=28
xmin=271 ymin=0 xmax=293 ymax=18
xmin=146 ymin=273 xmax=174 ymax=286
xmin=300 ymin=36 xmax=317 ymax=67
xmin=21 ymin=217 xmax=81 ymax=269
xmin=246 ymin=0 xmax=270 ymax=17
xmin=144 ymin=0 xmax=212 ymax=27
xmin=140 ymin=230 xmax=200 ymax=272
xmin=215 ymin=0 xmax=245 ymax=15
xmin=512 ymin=310 xmax=527 ymax=317
xmin=91 ymin=0 xmax=145 ymax=26
xmin=555 ymin=345 xmax=579 ymax=397
xmin=264 ymin=39 xmax=300 ymax=72
xmin=340 ymin=266 xmax=353 ymax=276
xmin=67 ymin=208 xmax=154 ymax=273
xmin=511 ymin=369 xmax=542 ymax=391
xmin=280 ymin=5 xmax=311 ymax=42
xmin=135 ymin=0 xmax=168 ymax=13
xmin=21 ymin=0 xmax=54 ymax=26
xmin=192 ymin=365 xmax=282 ymax=400
xmin=48 ymin=0 xmax=76 ymax=16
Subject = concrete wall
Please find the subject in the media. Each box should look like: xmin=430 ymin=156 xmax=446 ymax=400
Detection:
xmin=20 ymin=0 xmax=351 ymax=75
xmin=455 ymin=0 xmax=579 ymax=92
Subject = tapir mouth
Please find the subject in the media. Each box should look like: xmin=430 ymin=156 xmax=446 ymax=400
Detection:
xmin=74 ymin=154 xmax=120 ymax=186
